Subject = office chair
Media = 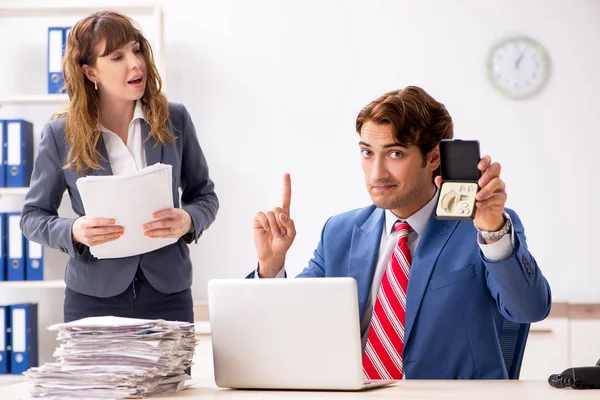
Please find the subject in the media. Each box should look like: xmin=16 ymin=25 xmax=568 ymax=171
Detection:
xmin=498 ymin=318 xmax=531 ymax=379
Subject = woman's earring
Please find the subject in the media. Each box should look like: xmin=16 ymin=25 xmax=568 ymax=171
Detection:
xmin=94 ymin=81 xmax=98 ymax=91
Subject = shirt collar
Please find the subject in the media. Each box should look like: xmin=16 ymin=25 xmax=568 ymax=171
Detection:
xmin=384 ymin=189 xmax=439 ymax=238
xmin=132 ymin=99 xmax=146 ymax=123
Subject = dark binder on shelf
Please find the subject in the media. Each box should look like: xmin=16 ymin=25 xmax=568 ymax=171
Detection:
xmin=64 ymin=27 xmax=71 ymax=47
xmin=0 ymin=213 xmax=6 ymax=281
xmin=7 ymin=213 xmax=25 ymax=281
xmin=0 ymin=305 xmax=10 ymax=374
xmin=47 ymin=26 xmax=67 ymax=94
xmin=4 ymin=119 xmax=33 ymax=188
xmin=10 ymin=303 xmax=38 ymax=375
xmin=25 ymin=240 xmax=43 ymax=281
xmin=0 ymin=120 xmax=6 ymax=188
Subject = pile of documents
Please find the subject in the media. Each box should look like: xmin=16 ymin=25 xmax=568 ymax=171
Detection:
xmin=76 ymin=163 xmax=177 ymax=259
xmin=25 ymin=316 xmax=197 ymax=399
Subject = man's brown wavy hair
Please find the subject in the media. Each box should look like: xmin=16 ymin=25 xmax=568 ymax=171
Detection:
xmin=56 ymin=10 xmax=174 ymax=174
xmin=356 ymin=86 xmax=454 ymax=177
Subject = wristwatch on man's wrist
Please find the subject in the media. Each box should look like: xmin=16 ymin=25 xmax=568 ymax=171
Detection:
xmin=476 ymin=212 xmax=512 ymax=241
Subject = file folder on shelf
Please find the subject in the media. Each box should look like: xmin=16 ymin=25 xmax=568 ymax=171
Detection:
xmin=48 ymin=27 xmax=68 ymax=94
xmin=25 ymin=240 xmax=43 ymax=281
xmin=0 ymin=213 xmax=6 ymax=281
xmin=0 ymin=305 xmax=10 ymax=374
xmin=10 ymin=303 xmax=38 ymax=375
xmin=7 ymin=213 xmax=25 ymax=281
xmin=64 ymin=27 xmax=71 ymax=47
xmin=0 ymin=120 xmax=6 ymax=188
xmin=5 ymin=119 xmax=33 ymax=188
xmin=62 ymin=27 xmax=71 ymax=89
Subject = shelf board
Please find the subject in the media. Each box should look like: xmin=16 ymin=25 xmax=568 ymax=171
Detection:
xmin=0 ymin=374 xmax=26 ymax=387
xmin=0 ymin=187 xmax=29 ymax=196
xmin=0 ymin=94 xmax=69 ymax=106
xmin=0 ymin=280 xmax=65 ymax=289
xmin=0 ymin=5 xmax=160 ymax=18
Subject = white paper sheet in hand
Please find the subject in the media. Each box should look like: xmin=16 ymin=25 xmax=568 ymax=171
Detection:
xmin=76 ymin=163 xmax=177 ymax=259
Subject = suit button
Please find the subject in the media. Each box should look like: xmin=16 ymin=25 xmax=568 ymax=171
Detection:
xmin=522 ymin=255 xmax=527 ymax=264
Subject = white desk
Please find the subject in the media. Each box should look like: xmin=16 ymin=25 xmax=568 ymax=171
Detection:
xmin=1 ymin=379 xmax=598 ymax=399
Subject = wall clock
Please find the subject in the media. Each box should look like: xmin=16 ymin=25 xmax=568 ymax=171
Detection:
xmin=487 ymin=36 xmax=550 ymax=99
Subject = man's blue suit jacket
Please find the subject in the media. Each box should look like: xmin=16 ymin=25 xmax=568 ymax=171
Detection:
xmin=248 ymin=205 xmax=551 ymax=379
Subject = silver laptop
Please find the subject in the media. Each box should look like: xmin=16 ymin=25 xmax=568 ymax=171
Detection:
xmin=207 ymin=277 xmax=393 ymax=391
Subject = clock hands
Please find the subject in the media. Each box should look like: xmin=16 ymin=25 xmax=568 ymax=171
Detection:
xmin=515 ymin=52 xmax=525 ymax=70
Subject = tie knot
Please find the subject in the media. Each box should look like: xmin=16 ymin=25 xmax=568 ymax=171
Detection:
xmin=395 ymin=221 xmax=411 ymax=234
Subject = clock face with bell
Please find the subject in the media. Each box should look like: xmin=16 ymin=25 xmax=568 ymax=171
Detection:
xmin=487 ymin=36 xmax=550 ymax=100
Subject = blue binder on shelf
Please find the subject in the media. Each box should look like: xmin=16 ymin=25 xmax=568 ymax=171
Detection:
xmin=48 ymin=26 xmax=68 ymax=94
xmin=7 ymin=213 xmax=25 ymax=282
xmin=0 ymin=120 xmax=6 ymax=188
xmin=0 ymin=213 xmax=6 ymax=281
xmin=25 ymin=240 xmax=43 ymax=281
xmin=4 ymin=119 xmax=33 ymax=188
xmin=64 ymin=27 xmax=72 ymax=46
xmin=10 ymin=303 xmax=38 ymax=375
xmin=0 ymin=305 xmax=10 ymax=374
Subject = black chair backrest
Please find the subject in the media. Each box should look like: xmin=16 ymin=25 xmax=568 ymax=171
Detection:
xmin=498 ymin=318 xmax=530 ymax=379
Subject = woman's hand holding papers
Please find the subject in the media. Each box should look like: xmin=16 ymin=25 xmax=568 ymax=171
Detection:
xmin=253 ymin=174 xmax=297 ymax=278
xmin=142 ymin=208 xmax=194 ymax=238
xmin=72 ymin=217 xmax=124 ymax=247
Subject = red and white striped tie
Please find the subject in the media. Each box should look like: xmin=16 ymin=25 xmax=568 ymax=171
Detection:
xmin=363 ymin=221 xmax=412 ymax=380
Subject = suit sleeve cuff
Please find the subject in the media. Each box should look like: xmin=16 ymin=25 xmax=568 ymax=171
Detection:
xmin=477 ymin=213 xmax=516 ymax=262
xmin=182 ymin=205 xmax=202 ymax=244
xmin=254 ymin=266 xmax=286 ymax=279
xmin=478 ymin=230 xmax=514 ymax=261
xmin=65 ymin=218 xmax=86 ymax=257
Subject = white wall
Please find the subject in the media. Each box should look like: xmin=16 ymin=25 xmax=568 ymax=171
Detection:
xmin=1 ymin=0 xmax=599 ymax=303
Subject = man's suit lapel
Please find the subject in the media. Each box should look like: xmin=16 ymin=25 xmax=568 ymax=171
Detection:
xmin=348 ymin=207 xmax=385 ymax=320
xmin=142 ymin=120 xmax=162 ymax=166
xmin=403 ymin=215 xmax=459 ymax=348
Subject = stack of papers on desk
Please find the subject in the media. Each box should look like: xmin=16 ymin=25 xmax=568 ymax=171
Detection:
xmin=76 ymin=163 xmax=177 ymax=259
xmin=25 ymin=316 xmax=198 ymax=399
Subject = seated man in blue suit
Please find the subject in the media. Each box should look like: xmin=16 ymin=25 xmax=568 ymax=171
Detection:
xmin=248 ymin=86 xmax=551 ymax=379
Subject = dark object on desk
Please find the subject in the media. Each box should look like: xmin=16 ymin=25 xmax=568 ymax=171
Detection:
xmin=548 ymin=359 xmax=600 ymax=389
xmin=499 ymin=318 xmax=530 ymax=379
